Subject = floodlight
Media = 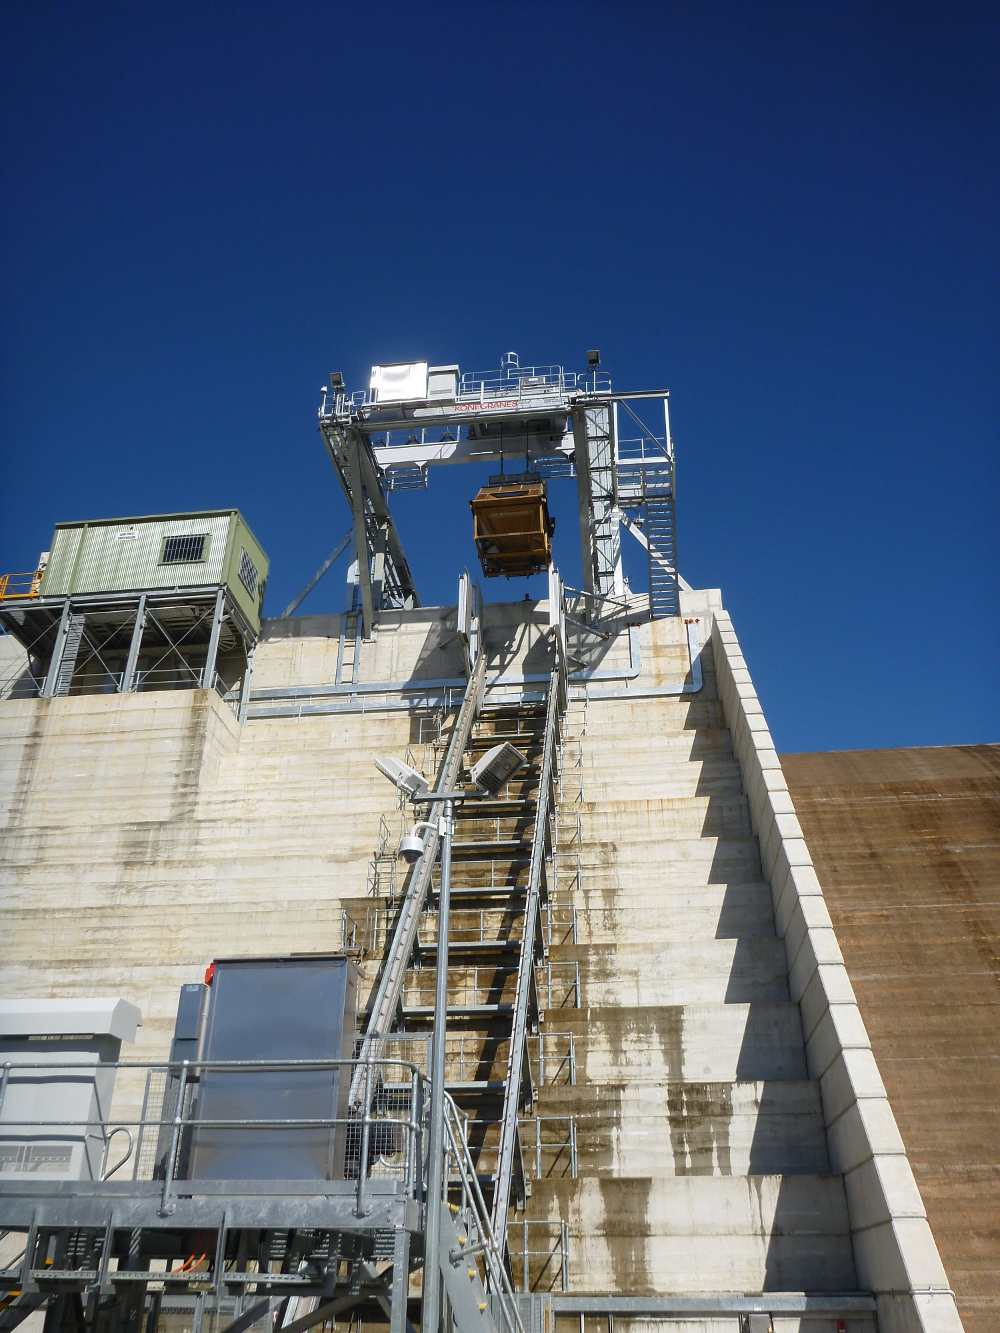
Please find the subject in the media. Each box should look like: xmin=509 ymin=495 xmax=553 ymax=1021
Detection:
xmin=470 ymin=742 xmax=527 ymax=796
xmin=375 ymin=756 xmax=429 ymax=799
xmin=330 ymin=371 xmax=344 ymax=389
xmin=587 ymin=349 xmax=601 ymax=369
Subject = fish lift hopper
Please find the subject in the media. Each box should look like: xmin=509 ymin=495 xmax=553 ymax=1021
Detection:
xmin=470 ymin=474 xmax=555 ymax=579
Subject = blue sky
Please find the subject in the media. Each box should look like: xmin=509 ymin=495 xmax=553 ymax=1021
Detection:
xmin=2 ymin=2 xmax=997 ymax=753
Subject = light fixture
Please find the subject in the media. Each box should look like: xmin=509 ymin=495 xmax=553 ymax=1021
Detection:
xmin=587 ymin=349 xmax=601 ymax=369
xmin=375 ymin=756 xmax=429 ymax=799
xmin=470 ymin=742 xmax=527 ymax=796
xmin=330 ymin=371 xmax=344 ymax=389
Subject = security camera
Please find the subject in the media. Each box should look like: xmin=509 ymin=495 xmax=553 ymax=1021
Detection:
xmin=398 ymin=820 xmax=441 ymax=864
xmin=398 ymin=831 xmax=426 ymax=864
xmin=470 ymin=742 xmax=527 ymax=796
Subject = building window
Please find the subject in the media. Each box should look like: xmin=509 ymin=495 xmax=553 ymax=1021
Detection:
xmin=238 ymin=547 xmax=258 ymax=597
xmin=161 ymin=534 xmax=208 ymax=565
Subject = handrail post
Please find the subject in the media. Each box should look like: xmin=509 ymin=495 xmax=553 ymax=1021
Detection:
xmin=0 ymin=1062 xmax=11 ymax=1119
xmin=405 ymin=1068 xmax=419 ymax=1193
xmin=158 ymin=1059 xmax=188 ymax=1216
xmin=355 ymin=1052 xmax=373 ymax=1217
xmin=421 ymin=796 xmax=454 ymax=1333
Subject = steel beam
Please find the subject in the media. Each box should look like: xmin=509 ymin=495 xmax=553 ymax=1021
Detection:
xmin=281 ymin=531 xmax=353 ymax=618
xmin=551 ymin=1294 xmax=877 ymax=1317
xmin=373 ymin=433 xmax=574 ymax=470
xmin=120 ymin=595 xmax=147 ymax=694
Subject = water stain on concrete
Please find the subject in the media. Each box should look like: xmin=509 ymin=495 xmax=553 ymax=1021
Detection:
xmin=665 ymin=1081 xmax=734 ymax=1176
xmin=598 ymin=1176 xmax=653 ymax=1293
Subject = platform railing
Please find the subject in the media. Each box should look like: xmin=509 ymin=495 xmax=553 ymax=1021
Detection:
xmin=323 ymin=364 xmax=613 ymax=418
xmin=0 ymin=1055 xmax=426 ymax=1218
xmin=0 ymin=570 xmax=44 ymax=602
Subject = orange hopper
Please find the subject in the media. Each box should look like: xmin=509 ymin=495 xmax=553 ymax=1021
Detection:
xmin=469 ymin=477 xmax=555 ymax=579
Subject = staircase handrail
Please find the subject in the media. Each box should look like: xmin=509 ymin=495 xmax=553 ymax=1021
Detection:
xmin=442 ymin=1090 xmax=525 ymax=1333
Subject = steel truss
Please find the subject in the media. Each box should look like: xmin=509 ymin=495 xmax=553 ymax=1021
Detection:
xmin=570 ymin=403 xmax=621 ymax=601
xmin=318 ymin=358 xmax=681 ymax=633
xmin=317 ymin=419 xmax=420 ymax=639
xmin=0 ymin=589 xmax=259 ymax=718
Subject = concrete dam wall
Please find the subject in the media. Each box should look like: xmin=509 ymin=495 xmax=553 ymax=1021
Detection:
xmin=0 ymin=594 xmax=965 ymax=1333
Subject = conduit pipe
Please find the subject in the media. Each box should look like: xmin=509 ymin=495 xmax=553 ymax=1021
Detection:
xmin=248 ymin=620 xmax=704 ymax=718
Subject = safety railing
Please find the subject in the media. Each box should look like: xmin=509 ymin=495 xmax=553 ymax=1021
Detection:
xmin=132 ymin=666 xmax=203 ymax=692
xmin=508 ymin=1218 xmax=570 ymax=1294
xmin=527 ymin=1032 xmax=576 ymax=1087
xmin=552 ymin=851 xmax=583 ymax=899
xmin=0 ymin=1055 xmax=426 ymax=1220
xmin=557 ymin=736 xmax=585 ymax=804
xmin=545 ymin=900 xmax=579 ymax=947
xmin=554 ymin=809 xmax=583 ymax=847
xmin=404 ymin=965 xmax=513 ymax=1013
xmin=441 ymin=1092 xmax=525 ymax=1333
xmin=417 ymin=907 xmax=526 ymax=947
xmin=519 ymin=1116 xmax=577 ymax=1181
xmin=543 ymin=960 xmax=581 ymax=1010
xmin=0 ymin=570 xmax=44 ymax=602
xmin=458 ymin=364 xmax=610 ymax=401
xmin=341 ymin=904 xmax=385 ymax=955
xmin=615 ymin=434 xmax=670 ymax=463
xmin=362 ymin=1031 xmax=572 ymax=1093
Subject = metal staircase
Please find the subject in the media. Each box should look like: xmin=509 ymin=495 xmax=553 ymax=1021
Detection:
xmin=642 ymin=460 xmax=680 ymax=619
xmin=405 ymin=691 xmax=556 ymax=1235
xmin=616 ymin=445 xmax=679 ymax=620
xmin=52 ymin=613 xmax=84 ymax=696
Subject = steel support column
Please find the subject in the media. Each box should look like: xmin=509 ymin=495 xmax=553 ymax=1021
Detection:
xmin=347 ymin=431 xmax=375 ymax=637
xmin=237 ymin=644 xmax=256 ymax=725
xmin=121 ymin=595 xmax=147 ymax=694
xmin=202 ymin=589 xmax=226 ymax=690
xmin=571 ymin=402 xmax=621 ymax=607
xmin=389 ymin=1229 xmax=411 ymax=1333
